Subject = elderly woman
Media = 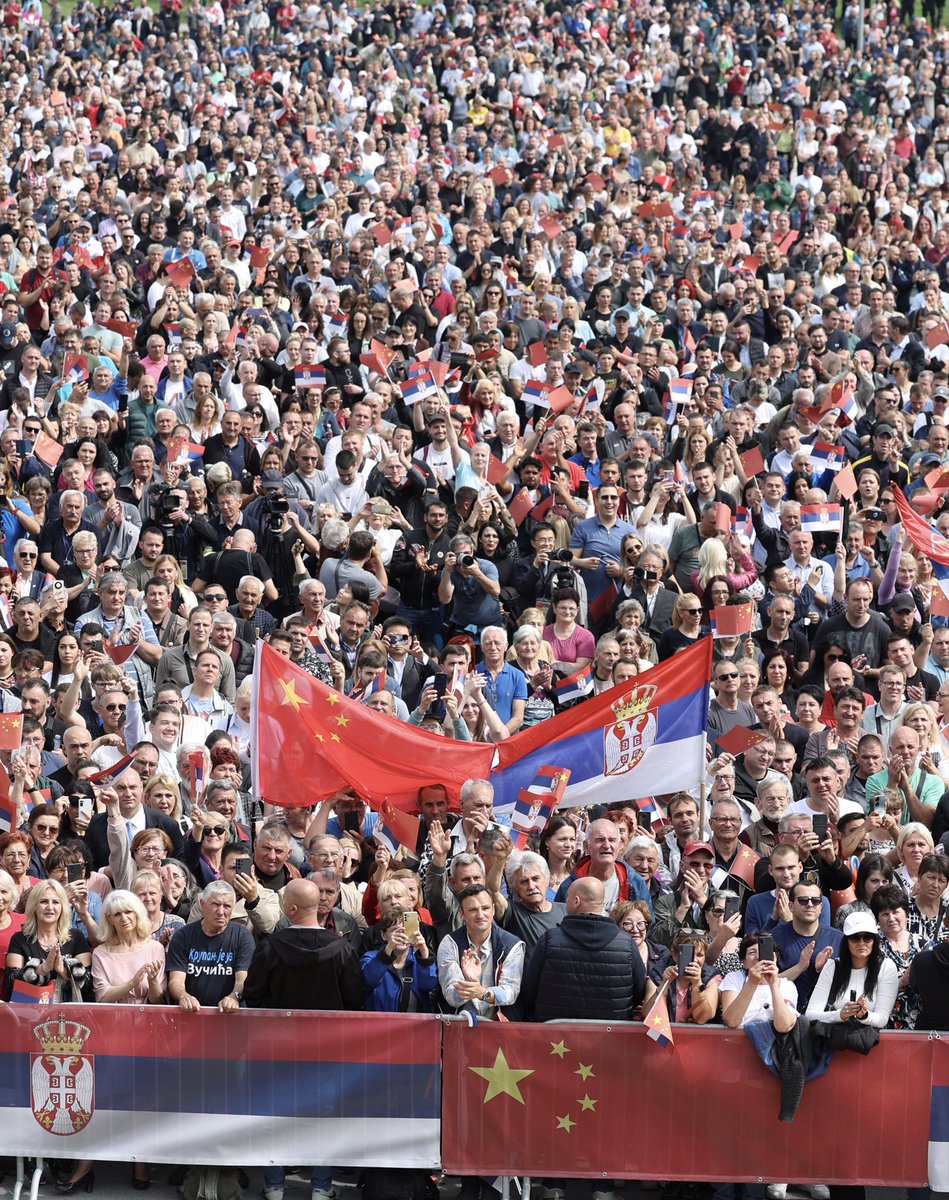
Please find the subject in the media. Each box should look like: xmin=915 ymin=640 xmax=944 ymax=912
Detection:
xmin=132 ymin=868 xmax=185 ymax=946
xmin=646 ymin=930 xmax=721 ymax=1024
xmin=108 ymin=808 xmax=174 ymax=891
xmin=92 ymin=889 xmax=166 ymax=1004
xmin=5 ymin=878 xmax=92 ymax=1002
xmin=612 ymin=599 xmax=658 ymax=665
xmin=26 ymin=802 xmax=61 ymax=879
xmin=907 ymin=853 xmax=949 ymax=942
xmin=510 ymin=624 xmax=556 ymax=727
xmin=894 ymin=822 xmax=935 ymax=893
xmin=46 ymin=842 xmax=103 ymax=942
xmin=612 ymin=898 xmax=671 ymax=1016
xmin=0 ymin=830 xmax=37 ymax=898
xmin=704 ymin=889 xmax=744 ymax=975
xmin=625 ymin=835 xmax=669 ymax=906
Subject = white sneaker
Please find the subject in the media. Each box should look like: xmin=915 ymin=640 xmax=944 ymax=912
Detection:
xmin=766 ymin=1187 xmax=787 ymax=1199
xmin=806 ymin=1188 xmax=830 ymax=1199
xmin=262 ymin=1190 xmax=284 ymax=1200
xmin=312 ymin=1191 xmax=338 ymax=1200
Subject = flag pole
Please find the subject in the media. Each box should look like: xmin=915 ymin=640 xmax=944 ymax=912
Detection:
xmin=699 ymin=734 xmax=709 ymax=838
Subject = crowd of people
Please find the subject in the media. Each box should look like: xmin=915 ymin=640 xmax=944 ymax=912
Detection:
xmin=2 ymin=0 xmax=949 ymax=1191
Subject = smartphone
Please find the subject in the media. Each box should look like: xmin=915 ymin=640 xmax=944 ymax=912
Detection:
xmin=403 ymin=911 xmax=420 ymax=939
xmin=850 ymin=989 xmax=857 ymax=1002
xmin=432 ymin=673 xmax=448 ymax=697
xmin=118 ymin=391 xmax=129 ymax=414
xmin=723 ymin=895 xmax=741 ymax=921
xmin=89 ymin=638 xmax=104 ymax=654
xmin=66 ymin=862 xmax=84 ymax=884
xmin=759 ymin=934 xmax=775 ymax=962
xmin=343 ymin=810 xmax=361 ymax=834
xmin=677 ymin=944 xmax=694 ymax=976
xmin=235 ymin=856 xmax=252 ymax=876
xmin=578 ymin=481 xmax=590 ymax=500
xmin=875 ymin=796 xmax=887 ymax=817
xmin=15 ymin=440 xmax=32 ymax=457
xmin=812 ymin=813 xmax=829 ymax=842
xmin=77 ymin=795 xmax=93 ymax=821
xmin=638 ymin=811 xmax=652 ymax=832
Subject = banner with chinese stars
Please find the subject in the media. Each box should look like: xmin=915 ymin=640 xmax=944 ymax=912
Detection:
xmin=251 ymin=643 xmax=495 ymax=810
xmin=441 ymin=1022 xmax=931 ymax=1183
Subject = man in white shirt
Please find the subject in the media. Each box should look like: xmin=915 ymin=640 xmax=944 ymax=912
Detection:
xmin=784 ymin=530 xmax=834 ymax=609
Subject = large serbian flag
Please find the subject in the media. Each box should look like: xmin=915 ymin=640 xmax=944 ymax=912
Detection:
xmin=251 ymin=643 xmax=494 ymax=809
xmin=0 ymin=1006 xmax=440 ymax=1167
xmin=490 ymin=637 xmax=712 ymax=810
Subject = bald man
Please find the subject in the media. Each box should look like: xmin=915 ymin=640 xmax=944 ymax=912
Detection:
xmin=242 ymin=876 xmax=364 ymax=1011
xmin=519 ymin=877 xmax=646 ymax=1022
xmin=192 ymin=525 xmax=278 ymax=605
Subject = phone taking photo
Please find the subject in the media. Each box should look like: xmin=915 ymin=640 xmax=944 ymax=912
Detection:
xmin=677 ymin=944 xmax=695 ymax=976
xmin=758 ymin=934 xmax=775 ymax=962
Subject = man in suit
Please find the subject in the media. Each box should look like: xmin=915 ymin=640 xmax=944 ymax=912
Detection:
xmin=84 ymin=765 xmax=184 ymax=869
xmin=380 ymin=615 xmax=433 ymax=710
xmin=626 ymin=547 xmax=678 ymax=638
xmin=888 ymin=314 xmax=926 ymax=380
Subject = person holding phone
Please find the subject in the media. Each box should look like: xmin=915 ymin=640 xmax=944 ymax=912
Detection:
xmin=360 ymin=909 xmax=438 ymax=1012
xmin=721 ymin=931 xmax=799 ymax=1030
xmin=646 ymin=930 xmax=720 ymax=1025
xmin=805 ymin=912 xmax=898 ymax=1028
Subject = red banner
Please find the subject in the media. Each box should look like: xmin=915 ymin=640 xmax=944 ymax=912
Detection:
xmin=441 ymin=1023 xmax=932 ymax=1184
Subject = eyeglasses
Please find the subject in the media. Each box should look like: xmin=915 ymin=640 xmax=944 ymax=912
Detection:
xmin=17 ymin=552 xmax=36 ymax=559
xmin=825 ymin=653 xmax=845 ymax=661
xmin=103 ymin=703 xmax=127 ymax=712
xmin=795 ymin=896 xmax=822 ymax=906
xmin=621 ymin=921 xmax=648 ymax=932
xmin=686 ymin=861 xmax=715 ymax=871
xmin=202 ymin=825 xmax=228 ymax=838
xmin=847 ymin=932 xmax=875 ymax=943
xmin=709 ymin=908 xmax=726 ymax=916
xmin=880 ymin=498 xmax=895 ymax=506
xmin=711 ymin=816 xmax=740 ymax=824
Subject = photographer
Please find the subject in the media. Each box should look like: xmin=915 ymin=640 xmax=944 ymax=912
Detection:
xmin=620 ymin=546 xmax=680 ymax=638
xmin=241 ymin=477 xmax=320 ymax=620
xmin=512 ymin=522 xmax=589 ymax=615
xmin=148 ymin=480 xmax=216 ymax=584
xmin=437 ymin=533 xmax=502 ymax=639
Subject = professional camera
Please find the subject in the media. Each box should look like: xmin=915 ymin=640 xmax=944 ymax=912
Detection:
xmin=553 ymin=548 xmax=574 ymax=564
xmin=151 ymin=485 xmax=180 ymax=538
xmin=550 ymin=547 xmax=578 ymax=591
xmin=460 ymin=554 xmax=476 ymax=568
xmin=262 ymin=493 xmax=290 ymax=534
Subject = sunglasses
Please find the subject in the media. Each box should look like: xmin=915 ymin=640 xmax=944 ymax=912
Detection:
xmin=846 ymin=932 xmax=875 ymax=942
xmin=103 ymin=703 xmax=127 ymax=712
xmin=203 ymin=594 xmax=227 ymax=602
xmin=795 ymin=896 xmax=822 ymax=906
xmin=202 ymin=825 xmax=228 ymax=838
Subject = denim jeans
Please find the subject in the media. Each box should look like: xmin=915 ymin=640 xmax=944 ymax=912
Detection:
xmin=263 ymin=1166 xmax=333 ymax=1193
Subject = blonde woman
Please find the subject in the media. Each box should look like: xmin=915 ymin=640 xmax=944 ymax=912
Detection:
xmin=91 ymin=890 xmax=165 ymax=1004
xmin=901 ymin=703 xmax=949 ymax=783
xmin=5 ymin=878 xmax=92 ymax=1002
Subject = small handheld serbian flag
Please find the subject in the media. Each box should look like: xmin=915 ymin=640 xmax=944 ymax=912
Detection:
xmin=326 ymin=312 xmax=348 ymax=339
xmin=401 ymin=373 xmax=439 ymax=405
xmin=0 ymin=791 xmax=16 ymax=834
xmin=663 ymin=377 xmax=693 ymax=423
xmin=351 ymin=668 xmax=386 ymax=702
xmin=808 ymin=443 xmax=846 ymax=473
xmin=166 ymin=436 xmax=205 ymax=467
xmin=731 ymin=506 xmax=754 ymax=539
xmin=189 ymin=749 xmax=207 ymax=805
xmin=800 ymin=503 xmax=843 ymax=534
xmin=63 ymin=353 xmax=89 ymax=384
xmin=710 ymin=602 xmax=754 ymax=640
xmin=555 ymin=664 xmax=594 ymax=705
xmin=10 ymin=980 xmax=55 ymax=1004
xmin=294 ymin=364 xmax=326 ymax=389
xmin=522 ymin=379 xmax=550 ymax=407
xmin=512 ymin=766 xmax=571 ymax=848
xmin=371 ymin=797 xmax=421 ymax=857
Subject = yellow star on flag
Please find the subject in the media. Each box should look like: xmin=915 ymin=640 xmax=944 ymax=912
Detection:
xmin=578 ymin=1095 xmax=597 ymax=1112
xmin=278 ymin=678 xmax=308 ymax=712
xmin=331 ymin=734 xmax=341 ymax=743
xmin=575 ymin=1063 xmax=595 ymax=1081
xmin=335 ymin=714 xmax=350 ymax=728
xmin=326 ymin=691 xmax=340 ymax=706
xmin=555 ymin=1114 xmax=576 ymax=1132
xmin=469 ymin=1049 xmax=534 ymax=1105
xmin=314 ymin=733 xmax=325 ymax=744
xmin=550 ymin=1041 xmax=570 ymax=1059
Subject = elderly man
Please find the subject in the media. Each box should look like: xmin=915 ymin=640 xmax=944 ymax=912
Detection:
xmin=424 ymin=820 xmax=487 ymax=939
xmin=651 ymin=839 xmax=717 ymax=946
xmin=304 ymin=833 xmax=367 ymax=928
xmin=38 ymin=488 xmax=100 ymax=575
xmin=487 ymin=849 xmax=567 ymax=947
xmin=443 ymin=778 xmax=501 ymax=861
xmin=436 ymin=883 xmax=524 ymax=1018
xmin=520 ymin=878 xmax=645 ymax=1021
xmin=743 ymin=772 xmax=794 ymax=858
xmin=74 ymin=571 xmax=163 ymax=667
xmin=252 ymin=820 xmax=302 ymax=895
xmin=166 ymin=880 xmax=255 ymax=1012
xmin=865 ymin=725 xmax=944 ymax=826
xmin=476 ymin=627 xmax=527 ymax=733
xmin=438 ymin=532 xmax=502 ymax=635
xmin=217 ymin=842 xmax=280 ymax=938
xmin=555 ymin=818 xmax=651 ymax=910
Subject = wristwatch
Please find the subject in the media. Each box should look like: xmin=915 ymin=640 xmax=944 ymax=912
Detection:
xmin=483 ymin=988 xmax=496 ymax=1006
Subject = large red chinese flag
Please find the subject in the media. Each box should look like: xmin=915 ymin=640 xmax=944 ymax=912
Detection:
xmin=252 ymin=643 xmax=495 ymax=810
xmin=893 ymin=486 xmax=949 ymax=568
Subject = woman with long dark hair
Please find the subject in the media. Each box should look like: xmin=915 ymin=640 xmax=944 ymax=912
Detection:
xmin=805 ymin=913 xmax=898 ymax=1028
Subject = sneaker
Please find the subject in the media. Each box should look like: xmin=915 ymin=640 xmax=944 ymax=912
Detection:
xmin=766 ymin=1187 xmax=787 ymax=1199
xmin=592 ymin=1191 xmax=615 ymax=1200
xmin=541 ymin=1191 xmax=566 ymax=1200
xmin=312 ymin=1190 xmax=338 ymax=1200
xmin=806 ymin=1188 xmax=830 ymax=1199
xmin=262 ymin=1190 xmax=284 ymax=1200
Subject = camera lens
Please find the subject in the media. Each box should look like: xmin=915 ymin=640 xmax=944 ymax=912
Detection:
xmin=461 ymin=554 xmax=475 ymax=568
xmin=554 ymin=548 xmax=574 ymax=563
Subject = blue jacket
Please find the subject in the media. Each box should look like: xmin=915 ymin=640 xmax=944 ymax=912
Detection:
xmin=360 ymin=947 xmax=438 ymax=1012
